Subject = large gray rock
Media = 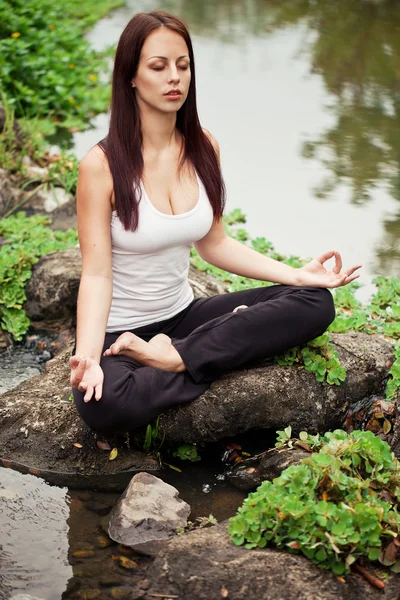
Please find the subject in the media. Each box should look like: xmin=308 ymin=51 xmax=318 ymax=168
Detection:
xmin=108 ymin=472 xmax=191 ymax=555
xmin=158 ymin=332 xmax=394 ymax=444
xmin=0 ymin=330 xmax=395 ymax=489
xmin=0 ymin=342 xmax=159 ymax=490
xmin=25 ymin=248 xmax=81 ymax=330
xmin=146 ymin=522 xmax=400 ymax=600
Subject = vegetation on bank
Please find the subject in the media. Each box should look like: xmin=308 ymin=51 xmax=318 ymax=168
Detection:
xmin=229 ymin=429 xmax=400 ymax=576
xmin=0 ymin=0 xmax=122 ymax=133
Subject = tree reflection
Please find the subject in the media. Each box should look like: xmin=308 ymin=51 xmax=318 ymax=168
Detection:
xmin=263 ymin=0 xmax=400 ymax=205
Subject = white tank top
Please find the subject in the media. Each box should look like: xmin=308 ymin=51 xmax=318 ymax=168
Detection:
xmin=106 ymin=172 xmax=214 ymax=332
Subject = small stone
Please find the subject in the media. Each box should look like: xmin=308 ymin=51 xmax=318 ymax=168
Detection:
xmin=108 ymin=472 xmax=191 ymax=555
xmin=116 ymin=556 xmax=137 ymax=570
xmin=72 ymin=550 xmax=96 ymax=559
xmin=110 ymin=588 xmax=131 ymax=600
xmin=96 ymin=534 xmax=114 ymax=548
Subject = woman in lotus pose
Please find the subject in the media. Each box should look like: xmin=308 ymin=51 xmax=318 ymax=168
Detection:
xmin=70 ymin=10 xmax=361 ymax=434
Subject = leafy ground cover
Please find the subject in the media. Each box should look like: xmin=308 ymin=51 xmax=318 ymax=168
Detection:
xmin=0 ymin=212 xmax=78 ymax=340
xmin=229 ymin=430 xmax=400 ymax=576
xmin=0 ymin=0 xmax=122 ymax=132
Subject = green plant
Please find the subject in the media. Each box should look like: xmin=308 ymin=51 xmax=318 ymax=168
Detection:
xmin=0 ymin=212 xmax=78 ymax=339
xmin=143 ymin=415 xmax=165 ymax=453
xmin=173 ymin=443 xmax=201 ymax=462
xmin=228 ymin=430 xmax=400 ymax=575
xmin=0 ymin=0 xmax=122 ymax=132
xmin=386 ymin=345 xmax=400 ymax=401
xmin=275 ymin=334 xmax=346 ymax=385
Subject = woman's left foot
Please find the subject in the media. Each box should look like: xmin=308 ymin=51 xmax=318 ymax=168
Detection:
xmin=103 ymin=332 xmax=186 ymax=372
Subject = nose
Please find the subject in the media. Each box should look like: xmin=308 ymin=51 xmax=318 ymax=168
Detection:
xmin=167 ymin=64 xmax=180 ymax=84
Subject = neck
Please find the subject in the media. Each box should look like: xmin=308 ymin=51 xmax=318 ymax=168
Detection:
xmin=139 ymin=103 xmax=178 ymax=152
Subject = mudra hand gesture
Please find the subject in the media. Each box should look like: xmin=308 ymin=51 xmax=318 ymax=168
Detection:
xmin=298 ymin=250 xmax=361 ymax=289
xmin=70 ymin=356 xmax=103 ymax=402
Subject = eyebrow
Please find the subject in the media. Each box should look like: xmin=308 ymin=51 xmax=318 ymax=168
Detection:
xmin=147 ymin=55 xmax=189 ymax=61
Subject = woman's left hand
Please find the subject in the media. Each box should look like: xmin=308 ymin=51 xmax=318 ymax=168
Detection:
xmin=297 ymin=250 xmax=362 ymax=289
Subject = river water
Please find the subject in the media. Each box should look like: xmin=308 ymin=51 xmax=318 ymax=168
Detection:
xmin=73 ymin=0 xmax=400 ymax=293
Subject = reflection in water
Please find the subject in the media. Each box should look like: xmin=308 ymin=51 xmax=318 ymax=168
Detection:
xmin=75 ymin=0 xmax=400 ymax=283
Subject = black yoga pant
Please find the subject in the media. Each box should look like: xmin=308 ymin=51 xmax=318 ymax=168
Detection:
xmin=73 ymin=285 xmax=335 ymax=434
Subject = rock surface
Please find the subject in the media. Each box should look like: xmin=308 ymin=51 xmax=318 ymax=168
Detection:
xmin=145 ymin=522 xmax=400 ymax=600
xmin=25 ymin=248 xmax=81 ymax=330
xmin=108 ymin=472 xmax=191 ymax=555
xmin=227 ymin=447 xmax=310 ymax=492
xmin=0 ymin=343 xmax=159 ymax=489
xmin=0 ymin=330 xmax=395 ymax=488
xmin=158 ymin=332 xmax=394 ymax=444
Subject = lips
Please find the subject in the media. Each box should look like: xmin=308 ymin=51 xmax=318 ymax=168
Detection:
xmin=165 ymin=90 xmax=182 ymax=96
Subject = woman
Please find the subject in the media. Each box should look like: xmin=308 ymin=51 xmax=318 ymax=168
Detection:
xmin=71 ymin=10 xmax=361 ymax=435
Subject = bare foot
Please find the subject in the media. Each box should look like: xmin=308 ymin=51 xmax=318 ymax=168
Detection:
xmin=233 ymin=304 xmax=248 ymax=313
xmin=103 ymin=332 xmax=186 ymax=373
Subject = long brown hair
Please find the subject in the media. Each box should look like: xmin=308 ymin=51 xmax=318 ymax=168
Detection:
xmin=99 ymin=10 xmax=225 ymax=230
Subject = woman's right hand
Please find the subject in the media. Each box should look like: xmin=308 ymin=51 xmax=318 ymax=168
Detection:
xmin=70 ymin=356 xmax=104 ymax=402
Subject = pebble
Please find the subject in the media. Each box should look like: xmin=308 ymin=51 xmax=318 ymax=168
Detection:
xmin=96 ymin=534 xmax=114 ymax=548
xmin=72 ymin=549 xmax=96 ymax=559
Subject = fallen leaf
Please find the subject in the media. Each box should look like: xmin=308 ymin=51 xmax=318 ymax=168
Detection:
xmin=97 ymin=440 xmax=111 ymax=451
xmin=73 ymin=443 xmax=83 ymax=449
xmin=336 ymin=576 xmax=345 ymax=583
xmin=220 ymin=585 xmax=229 ymax=598
xmin=245 ymin=467 xmax=257 ymax=474
xmin=383 ymin=420 xmax=392 ymax=435
xmin=322 ymin=491 xmax=329 ymax=502
xmin=241 ymin=452 xmax=251 ymax=457
xmin=294 ymin=441 xmax=312 ymax=452
xmin=288 ymin=541 xmax=301 ymax=550
xmin=109 ymin=448 xmax=118 ymax=461
xmin=373 ymin=412 xmax=384 ymax=419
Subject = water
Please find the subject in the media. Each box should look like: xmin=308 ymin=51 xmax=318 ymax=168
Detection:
xmin=72 ymin=0 xmax=400 ymax=291
xmin=0 ymin=454 xmax=246 ymax=599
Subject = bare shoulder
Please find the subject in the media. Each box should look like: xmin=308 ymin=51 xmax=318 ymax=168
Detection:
xmin=79 ymin=144 xmax=112 ymax=180
xmin=202 ymin=128 xmax=220 ymax=156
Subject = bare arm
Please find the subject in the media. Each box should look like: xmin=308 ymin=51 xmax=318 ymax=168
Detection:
xmin=75 ymin=147 xmax=113 ymax=361
xmin=70 ymin=147 xmax=114 ymax=401
xmin=197 ymin=132 xmax=361 ymax=288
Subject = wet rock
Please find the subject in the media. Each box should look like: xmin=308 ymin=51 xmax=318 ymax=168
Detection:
xmin=146 ymin=522 xmax=400 ymax=600
xmin=9 ymin=596 xmax=47 ymax=600
xmin=107 ymin=473 xmax=191 ymax=555
xmin=158 ymin=333 xmax=394 ymax=446
xmin=258 ymin=447 xmax=311 ymax=481
xmin=226 ymin=465 xmax=262 ymax=491
xmin=0 ymin=342 xmax=160 ymax=489
xmin=25 ymin=248 xmax=81 ymax=330
xmin=76 ymin=589 xmax=101 ymax=600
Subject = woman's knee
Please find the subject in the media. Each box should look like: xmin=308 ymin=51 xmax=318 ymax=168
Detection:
xmin=303 ymin=287 xmax=336 ymax=331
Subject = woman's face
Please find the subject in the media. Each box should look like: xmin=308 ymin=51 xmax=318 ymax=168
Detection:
xmin=132 ymin=27 xmax=191 ymax=114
